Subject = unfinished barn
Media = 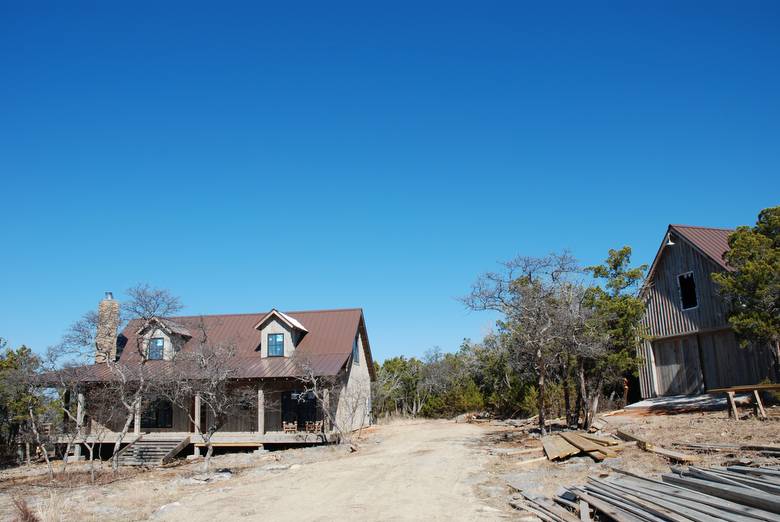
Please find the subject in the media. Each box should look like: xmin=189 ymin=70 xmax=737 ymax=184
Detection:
xmin=637 ymin=224 xmax=778 ymax=398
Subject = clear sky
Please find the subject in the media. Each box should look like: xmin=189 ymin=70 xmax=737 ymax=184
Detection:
xmin=1 ymin=2 xmax=778 ymax=363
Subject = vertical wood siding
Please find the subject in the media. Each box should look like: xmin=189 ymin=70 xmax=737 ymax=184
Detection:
xmin=639 ymin=237 xmax=778 ymax=398
xmin=641 ymin=239 xmax=730 ymax=339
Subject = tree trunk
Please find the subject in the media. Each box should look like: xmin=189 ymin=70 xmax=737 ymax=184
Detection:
xmin=112 ymin=404 xmax=136 ymax=472
xmin=562 ymin=359 xmax=572 ymax=427
xmin=578 ymin=361 xmax=589 ymax=429
xmin=203 ymin=429 xmax=215 ymax=472
xmin=29 ymin=407 xmax=53 ymax=480
xmin=774 ymin=340 xmax=780 ymax=381
xmin=537 ymin=353 xmax=546 ymax=435
xmin=584 ymin=376 xmax=604 ymax=429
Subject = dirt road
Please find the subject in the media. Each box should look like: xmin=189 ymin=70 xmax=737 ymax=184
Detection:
xmin=155 ymin=420 xmax=509 ymax=521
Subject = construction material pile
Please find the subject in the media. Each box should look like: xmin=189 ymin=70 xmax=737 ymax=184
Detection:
xmin=511 ymin=465 xmax=780 ymax=521
xmin=542 ymin=431 xmax=626 ymax=462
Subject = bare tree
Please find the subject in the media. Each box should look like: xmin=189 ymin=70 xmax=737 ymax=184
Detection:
xmin=151 ymin=317 xmax=238 ymax=472
xmin=57 ymin=284 xmax=183 ymax=471
xmin=293 ymin=355 xmax=371 ymax=445
xmin=462 ymin=252 xmax=579 ymax=434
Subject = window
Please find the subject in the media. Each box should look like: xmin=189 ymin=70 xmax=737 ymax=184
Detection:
xmin=268 ymin=333 xmax=284 ymax=357
xmin=148 ymin=338 xmax=164 ymax=360
xmin=141 ymin=398 xmax=173 ymax=429
xmin=678 ymin=272 xmax=698 ymax=310
xmin=352 ymin=336 xmax=360 ymax=364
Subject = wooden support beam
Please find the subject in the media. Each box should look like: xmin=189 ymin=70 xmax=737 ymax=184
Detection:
xmin=193 ymin=393 xmax=202 ymax=457
xmin=727 ymin=391 xmax=740 ymax=420
xmin=74 ymin=390 xmax=85 ymax=458
xmin=257 ymin=388 xmax=265 ymax=435
xmin=753 ymin=390 xmax=767 ymax=419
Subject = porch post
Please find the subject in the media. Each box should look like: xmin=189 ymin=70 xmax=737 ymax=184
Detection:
xmin=74 ymin=389 xmax=85 ymax=458
xmin=322 ymin=388 xmax=330 ymax=432
xmin=257 ymin=388 xmax=265 ymax=435
xmin=133 ymin=397 xmax=141 ymax=436
xmin=193 ymin=393 xmax=202 ymax=457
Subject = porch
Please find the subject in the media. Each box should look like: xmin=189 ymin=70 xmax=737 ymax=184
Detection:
xmin=60 ymin=380 xmax=336 ymax=457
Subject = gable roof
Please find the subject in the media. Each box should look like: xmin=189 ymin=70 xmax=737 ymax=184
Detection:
xmin=135 ymin=317 xmax=192 ymax=338
xmin=643 ymin=224 xmax=734 ymax=294
xmin=59 ymin=308 xmax=374 ymax=382
xmin=671 ymin=225 xmax=733 ymax=271
xmin=253 ymin=308 xmax=309 ymax=333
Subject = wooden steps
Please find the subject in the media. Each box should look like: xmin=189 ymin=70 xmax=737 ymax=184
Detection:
xmin=117 ymin=437 xmax=189 ymax=466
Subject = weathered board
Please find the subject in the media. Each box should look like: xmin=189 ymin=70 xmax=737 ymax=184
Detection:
xmin=542 ymin=435 xmax=580 ymax=460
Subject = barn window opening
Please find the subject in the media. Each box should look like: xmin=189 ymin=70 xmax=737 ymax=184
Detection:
xmin=678 ymin=272 xmax=698 ymax=310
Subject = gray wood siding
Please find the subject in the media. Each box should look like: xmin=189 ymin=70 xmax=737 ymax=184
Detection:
xmin=639 ymin=235 xmax=778 ymax=398
xmin=651 ymin=335 xmax=704 ymax=396
xmin=641 ymin=239 xmax=730 ymax=339
xmin=699 ymin=330 xmax=776 ymax=389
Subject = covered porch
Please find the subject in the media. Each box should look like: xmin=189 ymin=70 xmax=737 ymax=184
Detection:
xmin=60 ymin=379 xmax=336 ymax=456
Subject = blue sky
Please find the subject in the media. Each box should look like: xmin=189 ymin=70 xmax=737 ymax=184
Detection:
xmin=1 ymin=2 xmax=778 ymax=362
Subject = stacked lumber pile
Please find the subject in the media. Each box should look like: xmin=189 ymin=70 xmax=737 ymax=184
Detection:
xmin=511 ymin=465 xmax=780 ymax=521
xmin=541 ymin=431 xmax=624 ymax=462
xmin=673 ymin=442 xmax=780 ymax=457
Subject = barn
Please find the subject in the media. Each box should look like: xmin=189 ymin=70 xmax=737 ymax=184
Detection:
xmin=637 ymin=224 xmax=778 ymax=398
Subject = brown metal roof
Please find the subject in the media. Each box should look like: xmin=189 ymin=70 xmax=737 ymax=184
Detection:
xmin=642 ymin=224 xmax=735 ymax=294
xmin=670 ymin=224 xmax=733 ymax=271
xmin=56 ymin=308 xmax=373 ymax=383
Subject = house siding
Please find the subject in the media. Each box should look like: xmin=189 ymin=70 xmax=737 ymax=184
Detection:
xmin=335 ymin=332 xmax=371 ymax=433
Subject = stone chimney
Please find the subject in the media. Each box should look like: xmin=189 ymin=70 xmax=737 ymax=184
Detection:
xmin=95 ymin=292 xmax=120 ymax=363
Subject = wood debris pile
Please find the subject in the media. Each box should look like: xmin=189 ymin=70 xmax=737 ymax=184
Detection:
xmin=541 ymin=431 xmax=626 ymax=462
xmin=511 ymin=465 xmax=780 ymax=521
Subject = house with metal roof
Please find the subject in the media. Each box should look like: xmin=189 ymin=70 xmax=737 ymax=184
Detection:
xmin=637 ymin=224 xmax=778 ymax=398
xmin=58 ymin=295 xmax=375 ymax=464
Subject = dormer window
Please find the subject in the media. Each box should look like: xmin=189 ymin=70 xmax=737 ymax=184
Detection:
xmin=268 ymin=333 xmax=284 ymax=357
xmin=148 ymin=338 xmax=164 ymax=360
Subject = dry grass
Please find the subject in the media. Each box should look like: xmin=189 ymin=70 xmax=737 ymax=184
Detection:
xmin=13 ymin=496 xmax=40 ymax=522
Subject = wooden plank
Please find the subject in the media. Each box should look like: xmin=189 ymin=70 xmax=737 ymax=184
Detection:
xmin=754 ymin=390 xmax=768 ymax=419
xmin=587 ymin=479 xmax=699 ymax=522
xmin=708 ymin=383 xmax=780 ymax=393
xmin=508 ymin=499 xmax=558 ymax=522
xmin=579 ymin=433 xmax=621 ymax=446
xmin=521 ymin=492 xmax=582 ymax=522
xmin=728 ymin=465 xmax=780 ymax=478
xmin=568 ymin=488 xmax=646 ymax=522
xmin=542 ymin=435 xmax=581 ymax=460
xmin=515 ymin=456 xmax=548 ymax=467
xmin=578 ymin=500 xmax=590 ymax=522
xmin=613 ymin=471 xmax=780 ymax=522
xmin=559 ymin=432 xmax=616 ymax=458
xmin=662 ymin=473 xmax=780 ymax=514
xmin=617 ymin=474 xmax=780 ymax=522
xmin=727 ymin=391 xmax=740 ymax=419
xmin=616 ymin=429 xmax=699 ymax=462
xmin=612 ymin=478 xmax=759 ymax=522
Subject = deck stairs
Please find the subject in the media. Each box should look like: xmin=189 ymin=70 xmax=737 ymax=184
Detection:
xmin=117 ymin=436 xmax=190 ymax=466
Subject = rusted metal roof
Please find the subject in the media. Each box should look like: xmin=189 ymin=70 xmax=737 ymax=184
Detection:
xmin=670 ymin=224 xmax=733 ymax=271
xmin=54 ymin=308 xmax=373 ymax=383
xmin=643 ymin=224 xmax=735 ymax=293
